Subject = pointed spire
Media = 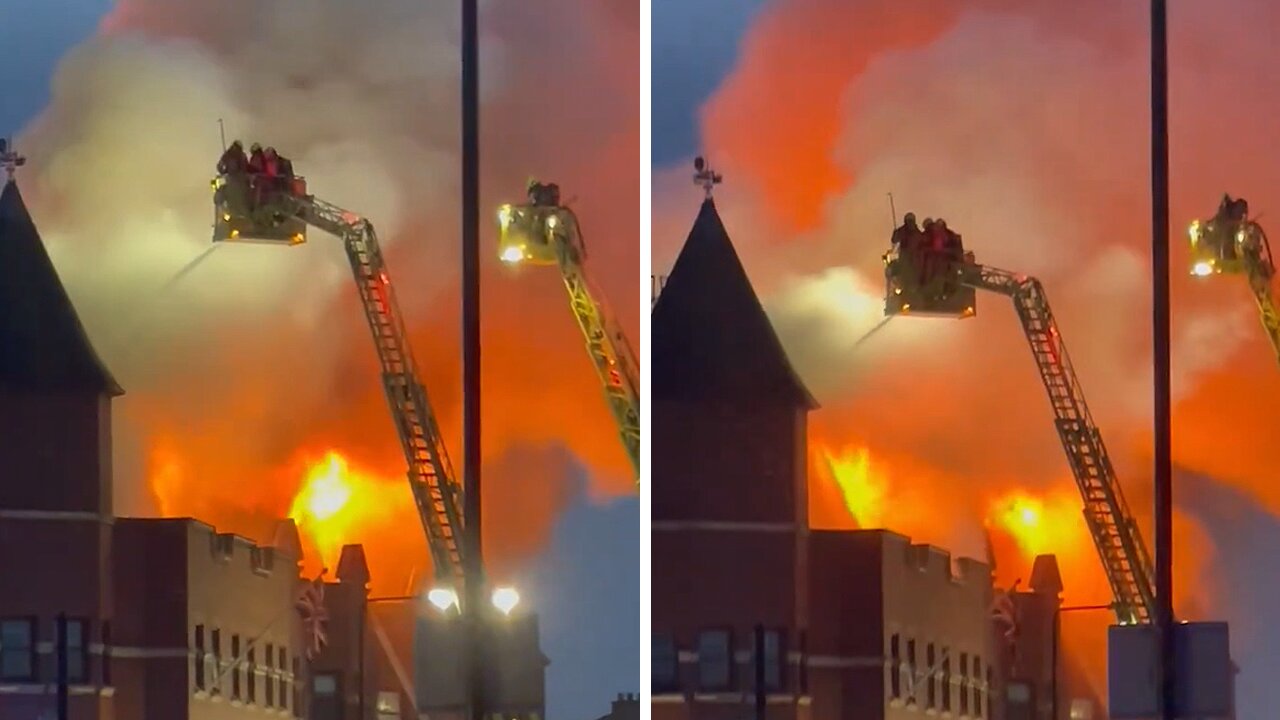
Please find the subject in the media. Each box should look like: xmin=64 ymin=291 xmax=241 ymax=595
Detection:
xmin=653 ymin=198 xmax=816 ymax=408
xmin=336 ymin=544 xmax=371 ymax=588
xmin=0 ymin=177 xmax=123 ymax=396
xmin=1029 ymin=554 xmax=1064 ymax=596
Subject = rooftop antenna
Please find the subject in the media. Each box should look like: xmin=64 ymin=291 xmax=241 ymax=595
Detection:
xmin=888 ymin=192 xmax=898 ymax=228
xmin=693 ymin=155 xmax=722 ymax=200
xmin=1 ymin=137 xmax=26 ymax=183
xmin=218 ymin=119 xmax=226 ymax=152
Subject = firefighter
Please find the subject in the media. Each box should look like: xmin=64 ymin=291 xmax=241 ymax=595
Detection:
xmin=1212 ymin=194 xmax=1247 ymax=261
xmin=263 ymin=147 xmax=281 ymax=179
xmin=922 ymin=219 xmax=949 ymax=291
xmin=217 ymin=140 xmax=248 ymax=175
xmin=248 ymin=143 xmax=265 ymax=174
xmin=246 ymin=143 xmax=266 ymax=208
xmin=528 ymin=179 xmax=561 ymax=207
xmin=892 ymin=212 xmax=919 ymax=248
xmin=278 ymin=152 xmax=294 ymax=186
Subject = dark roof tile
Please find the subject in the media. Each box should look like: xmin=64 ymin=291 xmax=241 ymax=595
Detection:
xmin=0 ymin=180 xmax=123 ymax=396
xmin=653 ymin=199 xmax=816 ymax=408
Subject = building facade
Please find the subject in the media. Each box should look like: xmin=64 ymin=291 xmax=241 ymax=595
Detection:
xmin=110 ymin=518 xmax=306 ymax=719
xmin=652 ymin=198 xmax=816 ymax=720
xmin=808 ymin=530 xmax=995 ymax=720
xmin=0 ymin=176 xmax=124 ymax=719
xmin=652 ymin=198 xmax=1001 ymax=720
xmin=0 ymin=175 xmax=317 ymax=719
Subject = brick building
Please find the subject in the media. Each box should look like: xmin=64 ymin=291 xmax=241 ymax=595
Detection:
xmin=652 ymin=198 xmax=1000 ymax=720
xmin=808 ymin=530 xmax=996 ymax=720
xmin=112 ymin=518 xmax=307 ymax=719
xmin=0 ymin=175 xmax=313 ymax=719
xmin=311 ymin=545 xmax=374 ymax=720
xmin=997 ymin=554 xmax=1106 ymax=720
xmin=1 ymin=173 xmax=126 ymax=719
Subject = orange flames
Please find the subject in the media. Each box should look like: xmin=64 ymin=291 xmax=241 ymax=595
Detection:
xmin=818 ymin=445 xmax=888 ymax=528
xmin=986 ymin=488 xmax=1085 ymax=560
xmin=287 ymin=451 xmax=409 ymax=575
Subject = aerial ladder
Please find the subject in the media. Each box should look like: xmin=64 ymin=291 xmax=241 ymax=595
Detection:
xmin=495 ymin=181 xmax=641 ymax=483
xmin=881 ymin=214 xmax=1156 ymax=625
xmin=210 ymin=153 xmax=465 ymax=587
xmin=1187 ymin=194 xmax=1280 ymax=366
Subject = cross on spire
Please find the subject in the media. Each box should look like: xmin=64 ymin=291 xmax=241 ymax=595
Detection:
xmin=1 ymin=137 xmax=26 ymax=183
xmin=693 ymin=155 xmax=722 ymax=199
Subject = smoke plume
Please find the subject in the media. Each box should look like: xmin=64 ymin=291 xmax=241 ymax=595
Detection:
xmin=20 ymin=0 xmax=637 ymax=591
xmin=656 ymin=0 xmax=1280 ymax=705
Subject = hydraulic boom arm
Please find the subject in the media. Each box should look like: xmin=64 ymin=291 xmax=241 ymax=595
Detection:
xmin=497 ymin=187 xmax=641 ymax=482
xmin=882 ymin=218 xmax=1155 ymax=624
xmin=961 ymin=263 xmax=1156 ymax=624
xmin=213 ymin=170 xmax=464 ymax=585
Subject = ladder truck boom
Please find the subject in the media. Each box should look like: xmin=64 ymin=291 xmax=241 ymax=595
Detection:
xmin=1188 ymin=194 xmax=1280 ymax=366
xmin=211 ymin=164 xmax=465 ymax=586
xmin=496 ymin=182 xmax=641 ymax=483
xmin=882 ymin=215 xmax=1155 ymax=624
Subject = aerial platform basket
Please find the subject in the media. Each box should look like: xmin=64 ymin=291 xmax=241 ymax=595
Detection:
xmin=212 ymin=173 xmax=309 ymax=246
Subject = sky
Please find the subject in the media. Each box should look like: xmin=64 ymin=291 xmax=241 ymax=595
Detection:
xmin=652 ymin=0 xmax=1279 ymax=714
xmin=1 ymin=2 xmax=637 ymax=719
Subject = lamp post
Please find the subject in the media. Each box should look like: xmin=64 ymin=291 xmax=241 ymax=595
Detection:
xmin=459 ymin=0 xmax=485 ymax=719
xmin=1148 ymin=0 xmax=1176 ymax=714
xmin=1051 ymin=603 xmax=1113 ymax=720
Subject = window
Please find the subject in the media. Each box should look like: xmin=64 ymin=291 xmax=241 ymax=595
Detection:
xmin=761 ymin=630 xmax=784 ymax=691
xmin=906 ymin=639 xmax=917 ymax=704
xmin=974 ymin=656 xmax=983 ymax=718
xmin=926 ymin=643 xmax=936 ymax=709
xmin=63 ymin=619 xmax=89 ymax=683
xmin=888 ymin=634 xmax=901 ymax=699
xmin=312 ymin=673 xmax=340 ymax=720
xmin=652 ymin=635 xmax=677 ymax=691
xmin=231 ymin=635 xmax=242 ymax=699
xmin=279 ymin=646 xmax=290 ymax=711
xmin=0 ymin=618 xmax=36 ymax=681
xmin=959 ymin=653 xmax=969 ymax=715
xmin=194 ymin=625 xmax=206 ymax=690
xmin=247 ymin=647 xmax=257 ymax=703
xmin=211 ymin=629 xmax=222 ymax=695
xmin=696 ymin=630 xmax=731 ymax=691
xmin=941 ymin=653 xmax=952 ymax=712
xmin=1007 ymin=681 xmax=1032 ymax=704
xmin=265 ymin=643 xmax=275 ymax=707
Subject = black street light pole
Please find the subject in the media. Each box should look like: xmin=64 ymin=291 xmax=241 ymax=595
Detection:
xmin=1051 ymin=603 xmax=1113 ymax=720
xmin=461 ymin=2 xmax=486 ymax=720
xmin=1149 ymin=1 xmax=1176 ymax=719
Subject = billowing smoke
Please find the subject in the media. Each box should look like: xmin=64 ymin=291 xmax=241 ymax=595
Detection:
xmin=655 ymin=0 xmax=1280 ymax=706
xmin=20 ymin=0 xmax=637 ymax=591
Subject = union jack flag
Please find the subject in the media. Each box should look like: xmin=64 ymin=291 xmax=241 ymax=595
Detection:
xmin=990 ymin=579 xmax=1021 ymax=645
xmin=296 ymin=570 xmax=330 ymax=660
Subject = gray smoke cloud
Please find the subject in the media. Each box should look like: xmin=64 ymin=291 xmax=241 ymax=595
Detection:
xmin=16 ymin=0 xmax=639 ymax=571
